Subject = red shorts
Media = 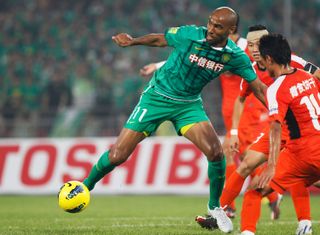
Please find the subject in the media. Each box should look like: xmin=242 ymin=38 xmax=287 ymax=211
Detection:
xmin=237 ymin=104 xmax=269 ymax=154
xmin=249 ymin=131 xmax=269 ymax=155
xmin=270 ymin=135 xmax=320 ymax=194
xmin=249 ymin=128 xmax=287 ymax=156
xmin=238 ymin=127 xmax=263 ymax=154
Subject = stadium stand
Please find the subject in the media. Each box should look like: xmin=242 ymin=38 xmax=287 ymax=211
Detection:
xmin=0 ymin=0 xmax=319 ymax=137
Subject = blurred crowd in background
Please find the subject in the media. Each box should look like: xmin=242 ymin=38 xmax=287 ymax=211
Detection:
xmin=0 ymin=0 xmax=319 ymax=138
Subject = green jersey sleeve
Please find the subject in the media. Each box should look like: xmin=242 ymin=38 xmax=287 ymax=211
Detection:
xmin=164 ymin=25 xmax=205 ymax=48
xmin=229 ymin=53 xmax=257 ymax=82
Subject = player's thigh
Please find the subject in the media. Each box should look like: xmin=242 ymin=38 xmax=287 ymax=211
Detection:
xmin=171 ymin=100 xmax=220 ymax=159
xmin=237 ymin=149 xmax=267 ymax=178
xmin=183 ymin=121 xmax=222 ymax=161
xmin=171 ymin=99 xmax=209 ymax=136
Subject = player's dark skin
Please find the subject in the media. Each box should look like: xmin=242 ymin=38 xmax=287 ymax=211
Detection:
xmin=109 ymin=7 xmax=266 ymax=166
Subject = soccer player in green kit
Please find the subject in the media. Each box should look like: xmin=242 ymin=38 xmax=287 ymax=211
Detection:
xmin=82 ymin=7 xmax=266 ymax=233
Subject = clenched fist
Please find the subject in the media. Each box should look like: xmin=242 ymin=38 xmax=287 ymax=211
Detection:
xmin=112 ymin=33 xmax=134 ymax=47
xmin=140 ymin=63 xmax=157 ymax=77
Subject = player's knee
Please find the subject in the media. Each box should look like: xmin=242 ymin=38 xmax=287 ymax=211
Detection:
xmin=206 ymin=143 xmax=223 ymax=161
xmin=237 ymin=160 xmax=253 ymax=177
xmin=109 ymin=145 xmax=131 ymax=165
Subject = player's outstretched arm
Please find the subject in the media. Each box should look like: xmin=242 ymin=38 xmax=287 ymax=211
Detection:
xmin=112 ymin=33 xmax=167 ymax=47
xmin=249 ymin=78 xmax=268 ymax=106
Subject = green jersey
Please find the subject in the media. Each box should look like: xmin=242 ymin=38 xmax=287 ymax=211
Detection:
xmin=148 ymin=25 xmax=257 ymax=101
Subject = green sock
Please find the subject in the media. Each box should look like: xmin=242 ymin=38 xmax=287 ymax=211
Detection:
xmin=207 ymin=156 xmax=226 ymax=210
xmin=83 ymin=150 xmax=116 ymax=191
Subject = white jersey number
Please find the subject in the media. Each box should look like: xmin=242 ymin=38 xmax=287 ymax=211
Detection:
xmin=128 ymin=106 xmax=148 ymax=123
xmin=300 ymin=93 xmax=320 ymax=130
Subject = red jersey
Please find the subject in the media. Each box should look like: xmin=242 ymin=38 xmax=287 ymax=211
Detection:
xmin=220 ymin=37 xmax=250 ymax=131
xmin=239 ymin=54 xmax=307 ymax=98
xmin=267 ymin=68 xmax=320 ymax=140
xmin=237 ymin=54 xmax=307 ymax=148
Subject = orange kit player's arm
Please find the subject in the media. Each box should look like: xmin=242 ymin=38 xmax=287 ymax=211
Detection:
xmin=140 ymin=61 xmax=166 ymax=77
xmin=257 ymin=120 xmax=281 ymax=188
xmin=229 ymin=95 xmax=245 ymax=153
xmin=229 ymin=78 xmax=267 ymax=153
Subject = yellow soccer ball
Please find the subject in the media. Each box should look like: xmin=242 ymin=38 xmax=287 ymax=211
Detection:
xmin=58 ymin=181 xmax=90 ymax=213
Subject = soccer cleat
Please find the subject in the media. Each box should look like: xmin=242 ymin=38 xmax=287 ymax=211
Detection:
xmin=296 ymin=220 xmax=312 ymax=235
xmin=195 ymin=214 xmax=218 ymax=230
xmin=225 ymin=206 xmax=236 ymax=219
xmin=208 ymin=207 xmax=233 ymax=233
xmin=240 ymin=230 xmax=255 ymax=235
xmin=269 ymin=194 xmax=282 ymax=220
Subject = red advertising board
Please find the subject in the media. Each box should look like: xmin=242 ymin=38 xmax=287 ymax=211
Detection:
xmin=0 ymin=137 xmax=318 ymax=194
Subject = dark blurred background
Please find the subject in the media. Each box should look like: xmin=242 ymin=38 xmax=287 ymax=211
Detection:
xmin=0 ymin=0 xmax=319 ymax=138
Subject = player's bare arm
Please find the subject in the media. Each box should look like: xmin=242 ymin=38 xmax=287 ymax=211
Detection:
xmin=257 ymin=120 xmax=281 ymax=188
xmin=229 ymin=96 xmax=246 ymax=153
xmin=249 ymin=78 xmax=267 ymax=106
xmin=140 ymin=61 xmax=166 ymax=77
xmin=112 ymin=33 xmax=167 ymax=47
xmin=140 ymin=63 xmax=157 ymax=77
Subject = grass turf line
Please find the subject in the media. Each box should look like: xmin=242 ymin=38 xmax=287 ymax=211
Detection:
xmin=0 ymin=195 xmax=318 ymax=235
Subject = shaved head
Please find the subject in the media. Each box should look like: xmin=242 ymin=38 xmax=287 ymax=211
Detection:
xmin=206 ymin=7 xmax=238 ymax=46
xmin=211 ymin=7 xmax=238 ymax=28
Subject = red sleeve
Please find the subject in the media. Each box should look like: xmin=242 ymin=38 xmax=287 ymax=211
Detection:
xmin=239 ymin=79 xmax=252 ymax=97
xmin=267 ymin=78 xmax=291 ymax=124
xmin=290 ymin=54 xmax=306 ymax=69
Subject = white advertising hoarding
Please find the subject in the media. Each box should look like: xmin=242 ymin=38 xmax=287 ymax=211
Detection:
xmin=0 ymin=137 xmax=220 ymax=195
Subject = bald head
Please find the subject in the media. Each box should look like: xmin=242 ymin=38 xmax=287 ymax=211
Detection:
xmin=211 ymin=7 xmax=238 ymax=28
xmin=206 ymin=7 xmax=238 ymax=46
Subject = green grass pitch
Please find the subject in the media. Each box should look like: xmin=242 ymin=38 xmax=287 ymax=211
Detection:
xmin=0 ymin=195 xmax=319 ymax=234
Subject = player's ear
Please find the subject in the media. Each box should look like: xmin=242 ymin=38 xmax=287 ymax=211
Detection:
xmin=229 ymin=25 xmax=236 ymax=34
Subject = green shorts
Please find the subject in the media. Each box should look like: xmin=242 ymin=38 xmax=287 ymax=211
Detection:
xmin=124 ymin=87 xmax=209 ymax=136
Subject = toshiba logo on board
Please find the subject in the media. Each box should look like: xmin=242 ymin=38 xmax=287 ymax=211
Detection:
xmin=0 ymin=137 xmax=215 ymax=194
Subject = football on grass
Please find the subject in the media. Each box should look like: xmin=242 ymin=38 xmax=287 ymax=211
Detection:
xmin=58 ymin=181 xmax=90 ymax=213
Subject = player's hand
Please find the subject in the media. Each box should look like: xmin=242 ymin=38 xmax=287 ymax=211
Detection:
xmin=257 ymin=165 xmax=275 ymax=188
xmin=112 ymin=33 xmax=134 ymax=47
xmin=229 ymin=134 xmax=240 ymax=154
xmin=140 ymin=63 xmax=157 ymax=77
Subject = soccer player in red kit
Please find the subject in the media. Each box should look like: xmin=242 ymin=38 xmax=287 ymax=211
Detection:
xmin=221 ymin=25 xmax=310 ymax=223
xmin=195 ymin=25 xmax=320 ymax=233
xmin=249 ymin=33 xmax=320 ymax=235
